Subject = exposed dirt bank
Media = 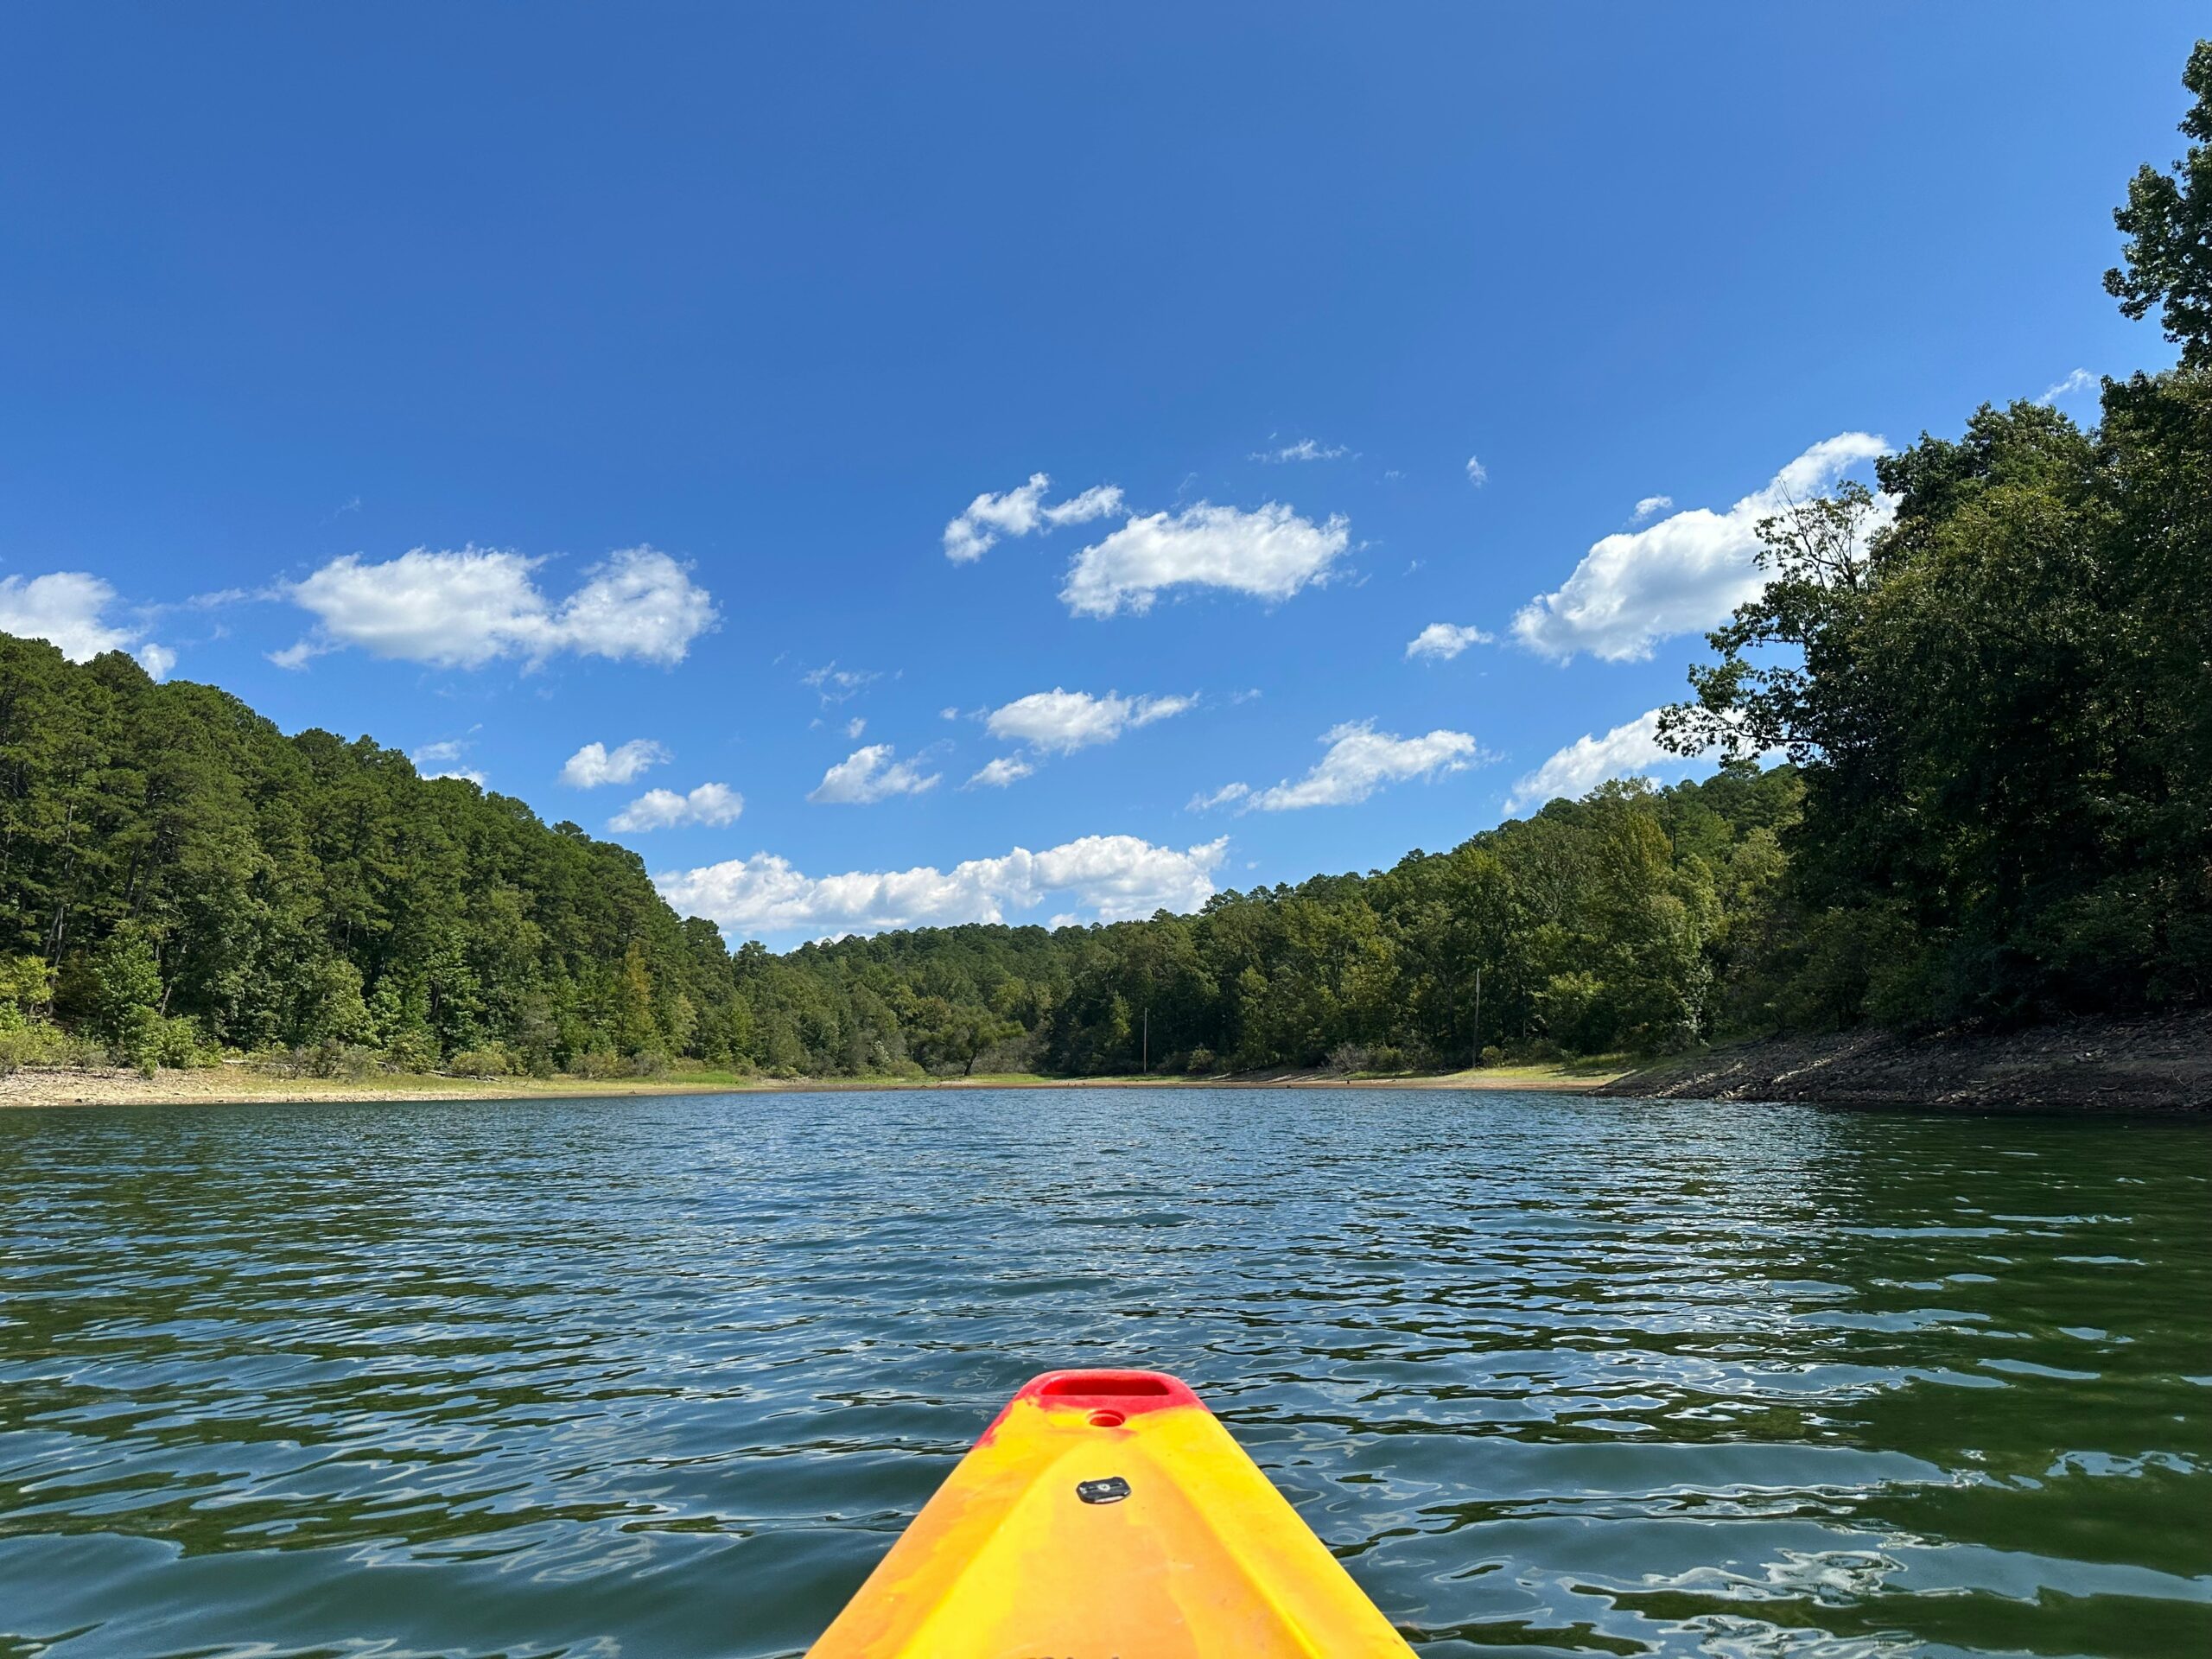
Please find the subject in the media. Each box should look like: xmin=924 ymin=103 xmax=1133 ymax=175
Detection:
xmin=1606 ymin=1008 xmax=2212 ymax=1113
xmin=0 ymin=1059 xmax=1622 ymax=1109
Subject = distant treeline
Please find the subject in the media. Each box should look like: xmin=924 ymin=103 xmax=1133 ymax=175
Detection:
xmin=0 ymin=632 xmax=1801 ymax=1077
xmin=2 ymin=42 xmax=2207 ymax=1078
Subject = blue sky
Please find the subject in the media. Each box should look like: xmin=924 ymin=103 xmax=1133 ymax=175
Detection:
xmin=0 ymin=5 xmax=2195 ymax=946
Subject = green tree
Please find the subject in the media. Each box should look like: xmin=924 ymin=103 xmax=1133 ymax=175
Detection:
xmin=91 ymin=925 xmax=165 ymax=1066
xmin=2107 ymin=40 xmax=2212 ymax=367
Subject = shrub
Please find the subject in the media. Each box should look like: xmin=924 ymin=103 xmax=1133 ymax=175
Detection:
xmin=1324 ymin=1042 xmax=1374 ymax=1077
xmin=106 ymin=1005 xmax=166 ymax=1075
xmin=1185 ymin=1046 xmax=1217 ymax=1075
xmin=154 ymin=1016 xmax=215 ymax=1069
xmin=379 ymin=1028 xmax=440 ymax=1074
xmin=0 ymin=1019 xmax=103 ymax=1076
xmin=448 ymin=1046 xmax=517 ymax=1078
xmin=255 ymin=1040 xmax=381 ymax=1079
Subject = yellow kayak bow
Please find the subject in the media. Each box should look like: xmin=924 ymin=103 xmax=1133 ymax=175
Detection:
xmin=809 ymin=1369 xmax=1414 ymax=1657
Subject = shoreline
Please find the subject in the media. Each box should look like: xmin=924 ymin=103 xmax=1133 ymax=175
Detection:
xmin=1605 ymin=1008 xmax=2212 ymax=1115
xmin=0 ymin=1060 xmax=1624 ymax=1109
xmin=10 ymin=1007 xmax=2208 ymax=1112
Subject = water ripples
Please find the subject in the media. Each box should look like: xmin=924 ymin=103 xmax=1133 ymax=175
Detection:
xmin=1 ymin=1090 xmax=2207 ymax=1656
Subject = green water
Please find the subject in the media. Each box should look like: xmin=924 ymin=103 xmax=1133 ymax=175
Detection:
xmin=0 ymin=1090 xmax=2205 ymax=1657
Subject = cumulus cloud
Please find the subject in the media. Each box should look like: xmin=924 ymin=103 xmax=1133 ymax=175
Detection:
xmin=1252 ymin=437 xmax=1348 ymax=463
xmin=1061 ymin=502 xmax=1351 ymax=618
xmin=808 ymin=744 xmax=940 ymax=804
xmin=282 ymin=545 xmax=715 ymax=670
xmin=560 ymin=738 xmax=670 ymax=788
xmin=944 ymin=473 xmax=1124 ymax=563
xmin=1465 ymin=455 xmax=1488 ymax=486
xmin=984 ymin=687 xmax=1194 ymax=753
xmin=610 ymin=782 xmax=745 ymax=831
xmin=0 ymin=571 xmax=175 ymax=677
xmin=1203 ymin=721 xmax=1486 ymax=812
xmin=967 ymin=755 xmax=1034 ymax=789
xmin=1503 ymin=709 xmax=1706 ymax=812
xmin=1632 ymin=495 xmax=1674 ymax=521
xmin=1512 ymin=433 xmax=1889 ymax=663
xmin=1404 ymin=621 xmax=1493 ymax=661
xmin=656 ymin=833 xmax=1228 ymax=940
xmin=2039 ymin=367 xmax=2098 ymax=404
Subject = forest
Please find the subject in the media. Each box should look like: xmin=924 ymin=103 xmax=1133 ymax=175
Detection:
xmin=1 ymin=42 xmax=2207 ymax=1082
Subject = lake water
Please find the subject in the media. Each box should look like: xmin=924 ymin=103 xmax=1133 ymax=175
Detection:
xmin=0 ymin=1089 xmax=2206 ymax=1657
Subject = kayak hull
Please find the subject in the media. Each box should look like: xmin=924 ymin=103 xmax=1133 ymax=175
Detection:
xmin=808 ymin=1369 xmax=1412 ymax=1658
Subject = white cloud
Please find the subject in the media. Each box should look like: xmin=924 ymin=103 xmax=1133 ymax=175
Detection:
xmin=1504 ymin=708 xmax=1707 ymax=812
xmin=1061 ymin=502 xmax=1351 ymax=618
xmin=1042 ymin=484 xmax=1126 ymax=526
xmin=1512 ymin=433 xmax=1890 ymax=663
xmin=808 ymin=744 xmax=940 ymax=804
xmin=984 ymin=688 xmax=1194 ymax=753
xmin=1405 ymin=621 xmax=1493 ymax=661
xmin=268 ymin=640 xmax=320 ymax=671
xmin=1465 ymin=455 xmax=1488 ymax=486
xmin=943 ymin=473 xmax=1124 ymax=563
xmin=411 ymin=736 xmax=486 ymax=785
xmin=1252 ymin=437 xmax=1349 ymax=463
xmin=1632 ymin=495 xmax=1674 ymax=521
xmin=2039 ymin=367 xmax=2097 ymax=404
xmin=1204 ymin=721 xmax=1486 ymax=812
xmin=0 ymin=571 xmax=174 ymax=677
xmin=656 ymin=833 xmax=1228 ymax=939
xmin=843 ymin=716 xmax=866 ymax=740
xmin=802 ymin=662 xmax=879 ymax=703
xmin=1188 ymin=781 xmax=1251 ymax=811
xmin=610 ymin=782 xmax=745 ymax=831
xmin=967 ymin=755 xmax=1034 ymax=788
xmin=560 ymin=738 xmax=670 ymax=788
xmin=283 ymin=544 xmax=715 ymax=670
xmin=554 ymin=547 xmax=720 ymax=664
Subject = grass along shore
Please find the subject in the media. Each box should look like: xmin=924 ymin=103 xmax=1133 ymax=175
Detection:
xmin=0 ymin=1055 xmax=1630 ymax=1108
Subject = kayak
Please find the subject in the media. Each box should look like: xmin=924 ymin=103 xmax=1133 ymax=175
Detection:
xmin=808 ymin=1368 xmax=1414 ymax=1657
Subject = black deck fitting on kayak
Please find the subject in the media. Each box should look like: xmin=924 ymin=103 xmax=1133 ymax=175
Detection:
xmin=1076 ymin=1476 xmax=1131 ymax=1505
